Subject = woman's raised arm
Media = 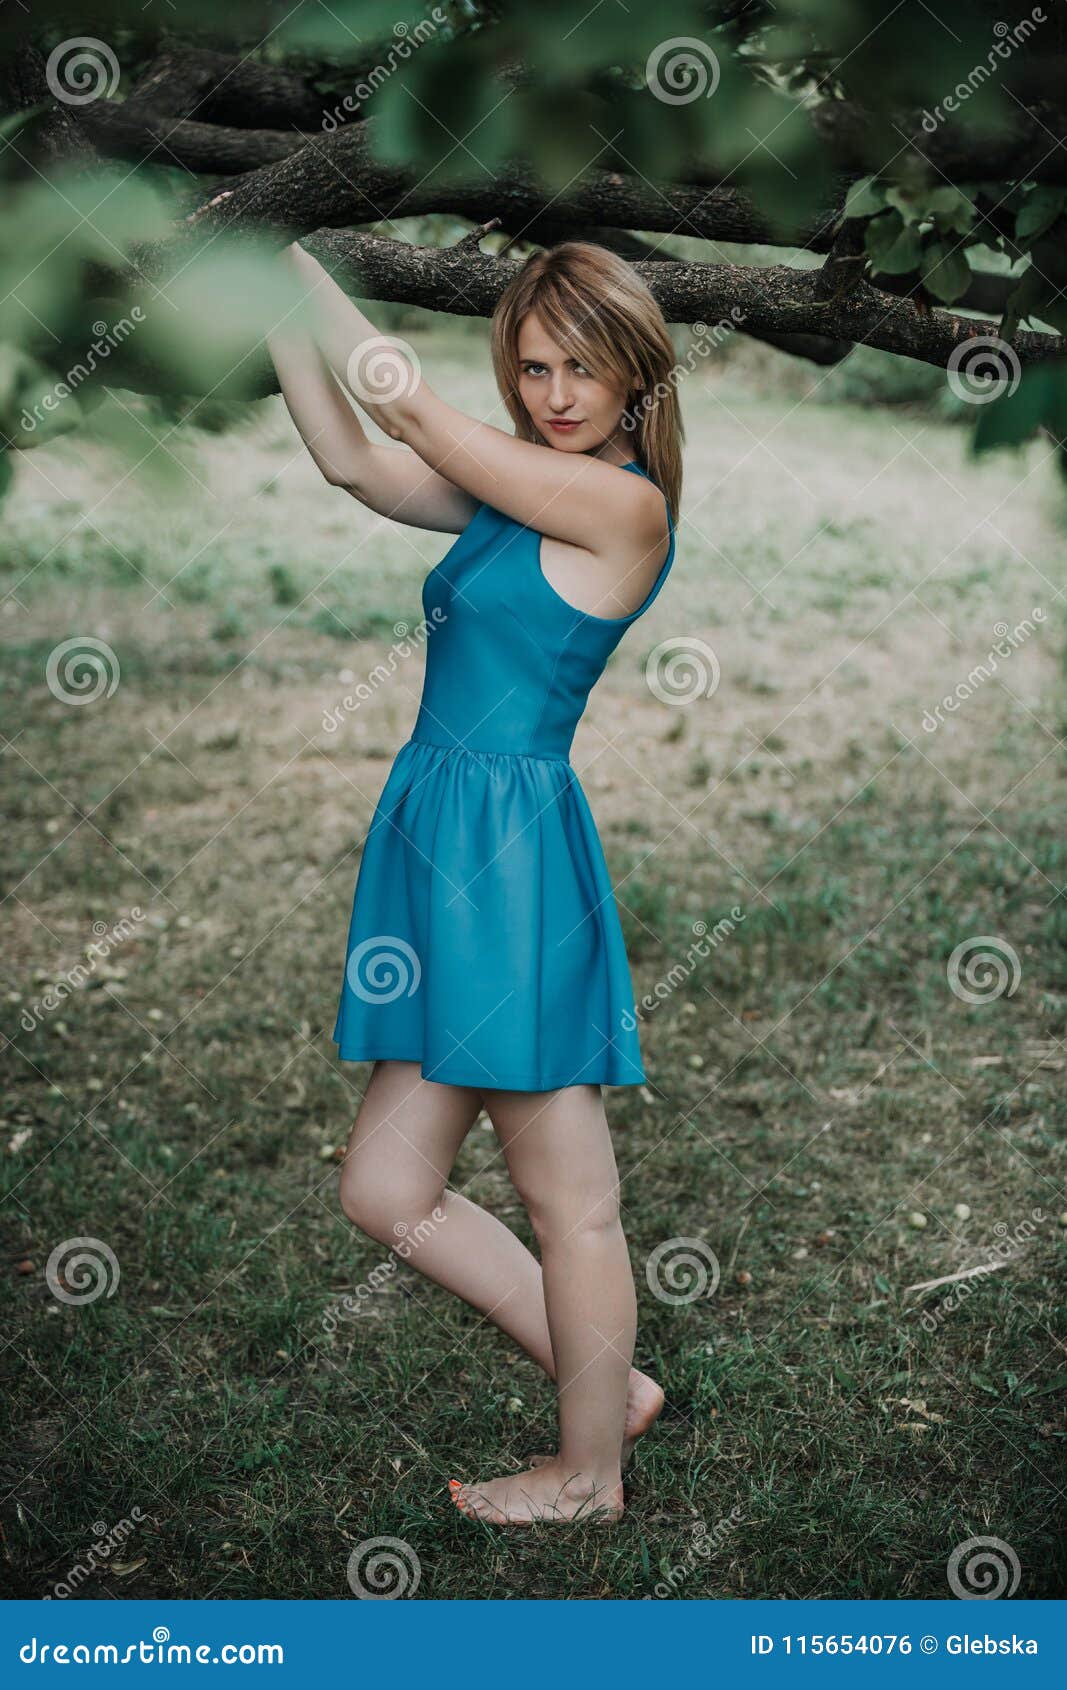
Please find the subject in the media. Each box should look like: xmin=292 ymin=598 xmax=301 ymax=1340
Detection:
xmin=266 ymin=289 xmax=479 ymax=535
xmin=286 ymin=244 xmax=665 ymax=562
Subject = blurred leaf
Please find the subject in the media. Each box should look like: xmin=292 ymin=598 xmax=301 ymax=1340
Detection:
xmin=844 ymin=176 xmax=887 ymax=219
xmin=1015 ymin=186 xmax=1066 ymax=246
xmin=134 ymin=242 xmax=298 ymax=395
xmin=920 ymin=239 xmax=971 ymax=304
xmin=0 ymin=101 xmax=51 ymax=145
xmin=926 ymin=187 xmax=977 ymax=237
xmin=865 ymin=210 xmax=922 ymax=275
xmin=973 ymin=363 xmax=1067 ymax=456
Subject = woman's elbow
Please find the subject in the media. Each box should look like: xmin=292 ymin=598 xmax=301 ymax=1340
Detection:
xmin=315 ymin=453 xmax=364 ymax=495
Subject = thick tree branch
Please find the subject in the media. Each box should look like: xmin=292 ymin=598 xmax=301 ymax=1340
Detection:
xmin=92 ymin=231 xmax=1060 ymax=405
xmin=80 ymin=100 xmax=308 ymax=174
xmin=0 ymin=40 xmax=94 ymax=167
xmin=810 ymin=98 xmax=1067 ymax=185
xmin=101 ymin=111 xmax=844 ymax=254
xmin=297 ymin=232 xmax=1059 ymax=370
xmin=122 ymin=39 xmax=334 ymax=132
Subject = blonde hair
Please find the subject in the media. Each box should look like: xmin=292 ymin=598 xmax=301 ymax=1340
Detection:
xmin=489 ymin=241 xmax=684 ymax=525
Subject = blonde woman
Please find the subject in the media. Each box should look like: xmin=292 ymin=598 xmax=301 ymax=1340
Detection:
xmin=267 ymin=240 xmax=682 ymax=1526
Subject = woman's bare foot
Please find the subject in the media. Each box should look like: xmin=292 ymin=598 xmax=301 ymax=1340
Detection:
xmin=522 ymin=1369 xmax=664 ymax=1471
xmin=450 ymin=1460 xmax=623 ymax=1526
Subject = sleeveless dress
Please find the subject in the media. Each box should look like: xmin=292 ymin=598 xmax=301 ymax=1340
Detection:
xmin=332 ymin=457 xmax=676 ymax=1091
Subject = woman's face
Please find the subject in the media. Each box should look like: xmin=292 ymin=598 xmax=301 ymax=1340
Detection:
xmin=516 ymin=310 xmax=632 ymax=454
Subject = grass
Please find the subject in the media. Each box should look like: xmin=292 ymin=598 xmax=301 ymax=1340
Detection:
xmin=1 ymin=327 xmax=1064 ymax=1599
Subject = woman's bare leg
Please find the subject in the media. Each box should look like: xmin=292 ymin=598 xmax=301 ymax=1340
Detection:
xmin=338 ymin=1061 xmax=661 ymax=1471
xmin=452 ymin=1083 xmax=634 ymax=1525
xmin=338 ymin=1060 xmax=548 ymax=1352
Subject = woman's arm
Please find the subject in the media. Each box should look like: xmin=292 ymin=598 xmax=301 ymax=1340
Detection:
xmin=265 ymin=307 xmax=479 ymax=535
xmin=286 ymin=245 xmax=666 ymax=561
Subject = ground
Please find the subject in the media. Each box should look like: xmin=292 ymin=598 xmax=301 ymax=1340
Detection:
xmin=1 ymin=326 xmax=1064 ymax=1598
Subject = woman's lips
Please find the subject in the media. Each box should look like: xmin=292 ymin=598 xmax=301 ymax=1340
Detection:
xmin=547 ymin=419 xmax=582 ymax=431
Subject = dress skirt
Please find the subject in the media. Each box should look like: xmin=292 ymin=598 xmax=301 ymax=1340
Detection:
xmin=332 ymin=737 xmax=646 ymax=1091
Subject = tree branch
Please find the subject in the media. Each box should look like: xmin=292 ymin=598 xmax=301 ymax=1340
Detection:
xmin=298 ymin=231 xmax=1059 ymax=369
xmin=104 ymin=111 xmax=845 ymax=254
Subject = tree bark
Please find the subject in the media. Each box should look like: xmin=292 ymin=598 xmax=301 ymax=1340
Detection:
xmin=303 ymin=231 xmax=1059 ymax=369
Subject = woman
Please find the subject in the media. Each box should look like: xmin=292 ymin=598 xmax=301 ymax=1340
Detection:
xmin=266 ymin=239 xmax=682 ymax=1526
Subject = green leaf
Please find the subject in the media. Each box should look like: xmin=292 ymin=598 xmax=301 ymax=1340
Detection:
xmin=926 ymin=187 xmax=977 ymax=237
xmin=1001 ymin=266 xmax=1043 ymax=340
xmin=844 ymin=175 xmax=887 ymax=218
xmin=972 ymin=369 xmax=1054 ymax=454
xmin=885 ymin=185 xmax=925 ymax=226
xmin=865 ymin=210 xmax=923 ymax=275
xmin=1015 ymin=185 xmax=1067 ymax=245
xmin=1001 ymin=238 xmax=1067 ymax=334
xmin=921 ymin=239 xmax=972 ymax=303
xmin=0 ymin=101 xmax=51 ymax=144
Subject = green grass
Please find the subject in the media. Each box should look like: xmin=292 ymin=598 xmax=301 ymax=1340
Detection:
xmin=1 ymin=330 xmax=1064 ymax=1599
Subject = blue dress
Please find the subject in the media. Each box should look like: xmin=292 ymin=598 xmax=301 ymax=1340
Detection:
xmin=332 ymin=457 xmax=676 ymax=1091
